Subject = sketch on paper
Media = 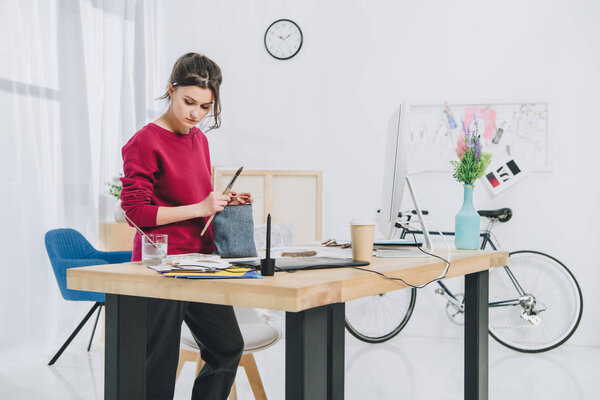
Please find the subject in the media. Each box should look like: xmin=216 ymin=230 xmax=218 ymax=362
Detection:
xmin=402 ymin=102 xmax=549 ymax=173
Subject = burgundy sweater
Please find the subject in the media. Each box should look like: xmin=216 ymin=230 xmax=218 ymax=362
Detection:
xmin=120 ymin=123 xmax=215 ymax=261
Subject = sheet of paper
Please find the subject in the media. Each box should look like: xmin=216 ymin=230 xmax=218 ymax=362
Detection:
xmin=147 ymin=265 xmax=173 ymax=273
xmin=165 ymin=253 xmax=231 ymax=269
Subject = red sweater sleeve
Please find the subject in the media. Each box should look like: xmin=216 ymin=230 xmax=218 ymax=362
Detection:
xmin=120 ymin=136 xmax=160 ymax=228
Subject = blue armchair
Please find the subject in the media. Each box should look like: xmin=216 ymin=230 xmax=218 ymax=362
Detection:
xmin=45 ymin=228 xmax=132 ymax=365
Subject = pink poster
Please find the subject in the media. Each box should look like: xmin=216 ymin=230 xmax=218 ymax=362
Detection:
xmin=464 ymin=107 xmax=497 ymax=144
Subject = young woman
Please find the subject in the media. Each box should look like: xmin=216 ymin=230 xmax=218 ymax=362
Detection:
xmin=120 ymin=52 xmax=251 ymax=400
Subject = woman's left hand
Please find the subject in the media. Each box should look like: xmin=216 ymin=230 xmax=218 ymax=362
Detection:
xmin=228 ymin=191 xmax=253 ymax=205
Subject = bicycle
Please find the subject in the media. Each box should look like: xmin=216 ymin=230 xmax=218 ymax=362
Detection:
xmin=344 ymin=208 xmax=583 ymax=353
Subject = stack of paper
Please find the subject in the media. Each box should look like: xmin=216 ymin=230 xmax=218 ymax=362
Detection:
xmin=372 ymin=239 xmax=429 ymax=258
xmin=167 ymin=253 xmax=231 ymax=267
xmin=163 ymin=266 xmax=262 ymax=279
xmin=146 ymin=253 xmax=262 ymax=279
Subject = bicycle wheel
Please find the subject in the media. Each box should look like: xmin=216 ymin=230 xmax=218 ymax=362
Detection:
xmin=345 ymin=288 xmax=417 ymax=343
xmin=488 ymin=250 xmax=583 ymax=353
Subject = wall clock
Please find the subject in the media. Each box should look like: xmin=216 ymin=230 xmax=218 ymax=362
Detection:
xmin=264 ymin=19 xmax=303 ymax=60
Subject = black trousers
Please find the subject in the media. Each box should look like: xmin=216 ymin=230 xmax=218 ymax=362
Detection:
xmin=146 ymin=298 xmax=244 ymax=400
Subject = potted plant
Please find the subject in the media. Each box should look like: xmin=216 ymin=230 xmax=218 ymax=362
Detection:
xmin=450 ymin=122 xmax=491 ymax=249
xmin=105 ymin=174 xmax=125 ymax=222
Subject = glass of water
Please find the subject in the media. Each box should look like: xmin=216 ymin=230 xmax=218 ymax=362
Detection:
xmin=142 ymin=234 xmax=168 ymax=265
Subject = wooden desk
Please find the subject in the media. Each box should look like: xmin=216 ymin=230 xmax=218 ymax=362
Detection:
xmin=68 ymin=249 xmax=508 ymax=400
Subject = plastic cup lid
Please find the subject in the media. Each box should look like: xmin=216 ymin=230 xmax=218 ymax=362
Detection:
xmin=349 ymin=218 xmax=375 ymax=226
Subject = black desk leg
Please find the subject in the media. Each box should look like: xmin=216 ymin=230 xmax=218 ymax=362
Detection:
xmin=464 ymin=270 xmax=489 ymax=400
xmin=105 ymin=294 xmax=146 ymax=400
xmin=286 ymin=303 xmax=345 ymax=400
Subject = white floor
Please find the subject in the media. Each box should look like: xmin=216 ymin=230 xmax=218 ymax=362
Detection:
xmin=1 ymin=331 xmax=598 ymax=400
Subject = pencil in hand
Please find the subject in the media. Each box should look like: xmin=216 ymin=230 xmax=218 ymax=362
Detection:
xmin=201 ymin=166 xmax=244 ymax=236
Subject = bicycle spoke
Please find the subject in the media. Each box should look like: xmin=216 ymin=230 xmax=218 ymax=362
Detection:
xmin=488 ymin=251 xmax=582 ymax=352
xmin=345 ymin=288 xmax=416 ymax=342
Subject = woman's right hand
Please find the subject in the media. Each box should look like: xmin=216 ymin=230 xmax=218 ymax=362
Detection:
xmin=197 ymin=191 xmax=231 ymax=217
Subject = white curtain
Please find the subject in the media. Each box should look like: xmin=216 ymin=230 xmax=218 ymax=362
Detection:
xmin=0 ymin=0 xmax=160 ymax=355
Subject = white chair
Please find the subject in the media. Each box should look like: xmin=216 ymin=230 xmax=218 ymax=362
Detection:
xmin=177 ymin=306 xmax=282 ymax=400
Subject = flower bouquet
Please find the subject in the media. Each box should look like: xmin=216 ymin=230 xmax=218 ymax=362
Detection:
xmin=105 ymin=175 xmax=123 ymax=200
xmin=105 ymin=174 xmax=124 ymax=222
xmin=451 ymin=122 xmax=491 ymax=185
xmin=451 ymin=122 xmax=491 ymax=249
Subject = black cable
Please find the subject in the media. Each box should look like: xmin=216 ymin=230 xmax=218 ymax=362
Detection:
xmin=271 ymin=228 xmax=451 ymax=288
xmin=350 ymin=230 xmax=451 ymax=289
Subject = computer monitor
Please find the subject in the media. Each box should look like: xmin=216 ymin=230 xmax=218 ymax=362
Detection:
xmin=376 ymin=105 xmax=407 ymax=239
xmin=376 ymin=106 xmax=433 ymax=253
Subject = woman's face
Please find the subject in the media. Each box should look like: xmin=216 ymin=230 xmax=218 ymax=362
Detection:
xmin=168 ymin=84 xmax=214 ymax=131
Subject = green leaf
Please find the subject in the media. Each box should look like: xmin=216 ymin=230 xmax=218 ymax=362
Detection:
xmin=450 ymin=151 xmax=492 ymax=185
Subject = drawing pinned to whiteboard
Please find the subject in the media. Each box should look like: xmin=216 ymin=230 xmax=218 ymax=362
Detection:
xmin=492 ymin=122 xmax=505 ymax=144
xmin=464 ymin=106 xmax=497 ymax=145
xmin=512 ymin=103 xmax=548 ymax=147
xmin=482 ymin=158 xmax=528 ymax=196
xmin=443 ymin=103 xmax=458 ymax=130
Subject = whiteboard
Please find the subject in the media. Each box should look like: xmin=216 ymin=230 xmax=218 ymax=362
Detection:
xmin=403 ymin=102 xmax=550 ymax=173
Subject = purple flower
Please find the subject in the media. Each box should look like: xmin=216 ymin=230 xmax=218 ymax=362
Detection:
xmin=474 ymin=135 xmax=482 ymax=162
xmin=467 ymin=133 xmax=475 ymax=148
xmin=458 ymin=118 xmax=483 ymax=162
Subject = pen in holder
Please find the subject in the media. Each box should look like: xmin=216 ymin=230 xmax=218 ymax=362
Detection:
xmin=260 ymin=214 xmax=275 ymax=276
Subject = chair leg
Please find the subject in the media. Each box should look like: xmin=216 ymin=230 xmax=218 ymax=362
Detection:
xmin=177 ymin=349 xmax=251 ymax=400
xmin=240 ymin=353 xmax=267 ymax=400
xmin=87 ymin=304 xmax=103 ymax=351
xmin=48 ymin=302 xmax=102 ymax=366
xmin=176 ymin=349 xmax=199 ymax=380
xmin=229 ymin=381 xmax=237 ymax=400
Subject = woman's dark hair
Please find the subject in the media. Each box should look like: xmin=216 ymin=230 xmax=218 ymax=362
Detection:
xmin=161 ymin=52 xmax=223 ymax=131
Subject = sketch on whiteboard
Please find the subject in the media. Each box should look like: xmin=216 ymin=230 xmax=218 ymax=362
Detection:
xmin=402 ymin=102 xmax=549 ymax=173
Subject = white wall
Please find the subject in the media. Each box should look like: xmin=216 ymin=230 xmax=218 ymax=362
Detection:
xmin=158 ymin=0 xmax=600 ymax=346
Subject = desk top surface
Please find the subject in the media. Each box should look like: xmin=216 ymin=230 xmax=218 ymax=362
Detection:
xmin=67 ymin=249 xmax=508 ymax=312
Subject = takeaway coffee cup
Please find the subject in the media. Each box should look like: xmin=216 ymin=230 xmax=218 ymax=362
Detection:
xmin=350 ymin=218 xmax=375 ymax=263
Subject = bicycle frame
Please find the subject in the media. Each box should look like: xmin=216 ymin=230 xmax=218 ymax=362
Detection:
xmin=395 ymin=214 xmax=525 ymax=308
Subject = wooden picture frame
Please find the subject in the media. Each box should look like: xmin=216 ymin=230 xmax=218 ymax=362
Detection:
xmin=213 ymin=169 xmax=323 ymax=245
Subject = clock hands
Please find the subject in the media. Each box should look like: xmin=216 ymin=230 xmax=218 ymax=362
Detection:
xmin=278 ymin=33 xmax=294 ymax=41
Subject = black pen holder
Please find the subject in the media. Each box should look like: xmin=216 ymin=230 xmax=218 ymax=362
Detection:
xmin=260 ymin=258 xmax=275 ymax=276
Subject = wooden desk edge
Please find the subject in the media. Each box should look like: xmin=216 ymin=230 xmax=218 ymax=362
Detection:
xmin=67 ymin=251 xmax=508 ymax=312
xmin=66 ymin=265 xmax=341 ymax=312
xmin=339 ymin=250 xmax=508 ymax=303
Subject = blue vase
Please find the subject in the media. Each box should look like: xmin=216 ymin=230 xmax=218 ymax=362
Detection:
xmin=455 ymin=184 xmax=480 ymax=250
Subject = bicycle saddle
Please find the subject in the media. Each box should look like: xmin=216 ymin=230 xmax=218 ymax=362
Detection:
xmin=477 ymin=208 xmax=512 ymax=223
